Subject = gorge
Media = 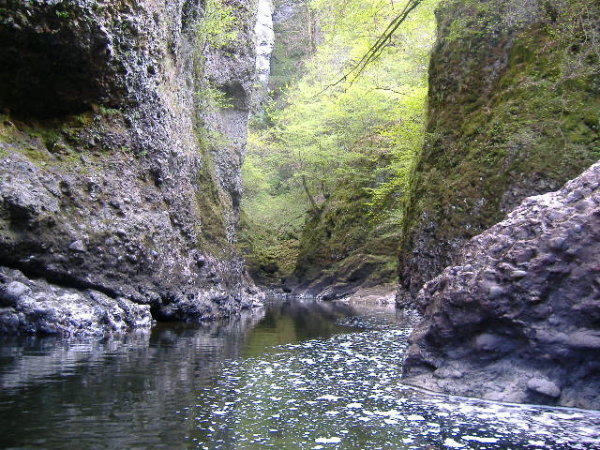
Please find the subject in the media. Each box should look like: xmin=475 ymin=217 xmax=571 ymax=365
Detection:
xmin=0 ymin=0 xmax=599 ymax=447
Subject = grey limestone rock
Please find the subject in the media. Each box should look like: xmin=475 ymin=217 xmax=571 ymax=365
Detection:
xmin=0 ymin=0 xmax=268 ymax=334
xmin=0 ymin=281 xmax=31 ymax=306
xmin=527 ymin=378 xmax=561 ymax=399
xmin=403 ymin=161 xmax=600 ymax=409
xmin=0 ymin=267 xmax=151 ymax=335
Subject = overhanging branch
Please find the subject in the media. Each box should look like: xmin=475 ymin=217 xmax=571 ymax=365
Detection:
xmin=316 ymin=0 xmax=425 ymax=96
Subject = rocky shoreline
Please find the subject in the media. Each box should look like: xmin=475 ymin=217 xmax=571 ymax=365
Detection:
xmin=0 ymin=267 xmax=151 ymax=335
xmin=403 ymin=161 xmax=600 ymax=410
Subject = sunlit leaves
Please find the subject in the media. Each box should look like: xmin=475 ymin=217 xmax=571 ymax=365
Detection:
xmin=242 ymin=0 xmax=439 ymax=258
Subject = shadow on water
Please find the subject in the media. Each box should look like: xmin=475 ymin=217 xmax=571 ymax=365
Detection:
xmin=0 ymin=300 xmax=360 ymax=448
xmin=1 ymin=300 xmax=599 ymax=449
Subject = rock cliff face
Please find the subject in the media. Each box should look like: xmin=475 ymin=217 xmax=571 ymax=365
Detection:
xmin=0 ymin=0 xmax=269 ymax=334
xmin=292 ymin=180 xmax=400 ymax=301
xmin=403 ymin=162 xmax=600 ymax=409
xmin=268 ymin=0 xmax=315 ymax=94
xmin=397 ymin=0 xmax=599 ymax=306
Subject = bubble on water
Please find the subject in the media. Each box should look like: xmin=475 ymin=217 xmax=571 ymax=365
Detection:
xmin=317 ymin=394 xmax=342 ymax=402
xmin=345 ymin=402 xmax=362 ymax=409
xmin=462 ymin=435 xmax=499 ymax=443
xmin=578 ymin=426 xmax=600 ymax=435
xmin=374 ymin=409 xmax=401 ymax=418
xmin=407 ymin=414 xmax=426 ymax=421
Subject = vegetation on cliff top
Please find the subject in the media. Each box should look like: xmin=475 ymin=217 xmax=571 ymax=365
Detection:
xmin=241 ymin=0 xmax=439 ymax=287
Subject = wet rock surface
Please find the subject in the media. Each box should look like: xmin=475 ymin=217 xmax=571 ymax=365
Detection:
xmin=403 ymin=161 xmax=600 ymax=409
xmin=0 ymin=266 xmax=151 ymax=335
xmin=0 ymin=0 xmax=266 ymax=333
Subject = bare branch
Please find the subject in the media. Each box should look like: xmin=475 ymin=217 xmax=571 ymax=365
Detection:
xmin=316 ymin=0 xmax=425 ymax=96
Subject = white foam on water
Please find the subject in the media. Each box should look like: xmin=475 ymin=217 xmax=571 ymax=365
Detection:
xmin=315 ymin=437 xmax=342 ymax=444
xmin=345 ymin=402 xmax=363 ymax=409
xmin=317 ymin=395 xmax=340 ymax=401
xmin=443 ymin=438 xmax=465 ymax=448
xmin=462 ymin=435 xmax=499 ymax=443
xmin=407 ymin=414 xmax=426 ymax=421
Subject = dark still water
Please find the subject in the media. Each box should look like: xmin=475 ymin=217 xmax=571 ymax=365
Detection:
xmin=1 ymin=300 xmax=599 ymax=449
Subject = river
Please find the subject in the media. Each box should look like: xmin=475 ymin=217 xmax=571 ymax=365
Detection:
xmin=1 ymin=299 xmax=599 ymax=449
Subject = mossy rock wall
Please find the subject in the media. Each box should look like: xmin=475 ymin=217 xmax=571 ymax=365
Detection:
xmin=0 ymin=0 xmax=262 ymax=324
xmin=397 ymin=0 xmax=600 ymax=306
xmin=293 ymin=170 xmax=400 ymax=299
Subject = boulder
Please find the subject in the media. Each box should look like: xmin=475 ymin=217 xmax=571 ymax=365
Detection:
xmin=403 ymin=161 xmax=600 ymax=410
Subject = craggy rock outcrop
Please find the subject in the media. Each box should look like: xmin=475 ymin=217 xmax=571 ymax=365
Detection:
xmin=403 ymin=161 xmax=600 ymax=409
xmin=0 ymin=267 xmax=151 ymax=335
xmin=397 ymin=0 xmax=600 ymax=307
xmin=0 ymin=0 xmax=269 ymax=334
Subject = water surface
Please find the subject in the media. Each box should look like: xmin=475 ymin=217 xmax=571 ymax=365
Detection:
xmin=1 ymin=299 xmax=599 ymax=449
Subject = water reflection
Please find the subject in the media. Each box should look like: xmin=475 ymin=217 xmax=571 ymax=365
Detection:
xmin=0 ymin=300 xmax=363 ymax=449
xmin=0 ymin=309 xmax=267 ymax=449
xmin=243 ymin=300 xmax=358 ymax=357
xmin=1 ymin=301 xmax=599 ymax=449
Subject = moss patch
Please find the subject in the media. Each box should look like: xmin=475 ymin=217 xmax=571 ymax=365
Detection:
xmin=293 ymin=153 xmax=403 ymax=288
xmin=399 ymin=0 xmax=600 ymax=290
xmin=191 ymin=125 xmax=235 ymax=259
xmin=0 ymin=108 xmax=128 ymax=172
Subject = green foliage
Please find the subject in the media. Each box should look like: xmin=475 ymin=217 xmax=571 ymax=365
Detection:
xmin=196 ymin=0 xmax=238 ymax=49
xmin=242 ymin=0 xmax=439 ymax=284
xmin=195 ymin=84 xmax=233 ymax=110
xmin=54 ymin=10 xmax=71 ymax=19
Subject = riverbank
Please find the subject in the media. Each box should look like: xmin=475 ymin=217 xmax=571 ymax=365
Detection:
xmin=1 ymin=299 xmax=599 ymax=448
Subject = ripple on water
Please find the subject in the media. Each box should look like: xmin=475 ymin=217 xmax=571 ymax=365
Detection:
xmin=185 ymin=325 xmax=600 ymax=449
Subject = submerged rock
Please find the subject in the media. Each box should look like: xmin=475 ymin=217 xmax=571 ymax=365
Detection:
xmin=403 ymin=161 xmax=600 ymax=409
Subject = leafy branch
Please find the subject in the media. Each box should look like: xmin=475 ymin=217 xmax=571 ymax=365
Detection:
xmin=318 ymin=0 xmax=425 ymax=95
